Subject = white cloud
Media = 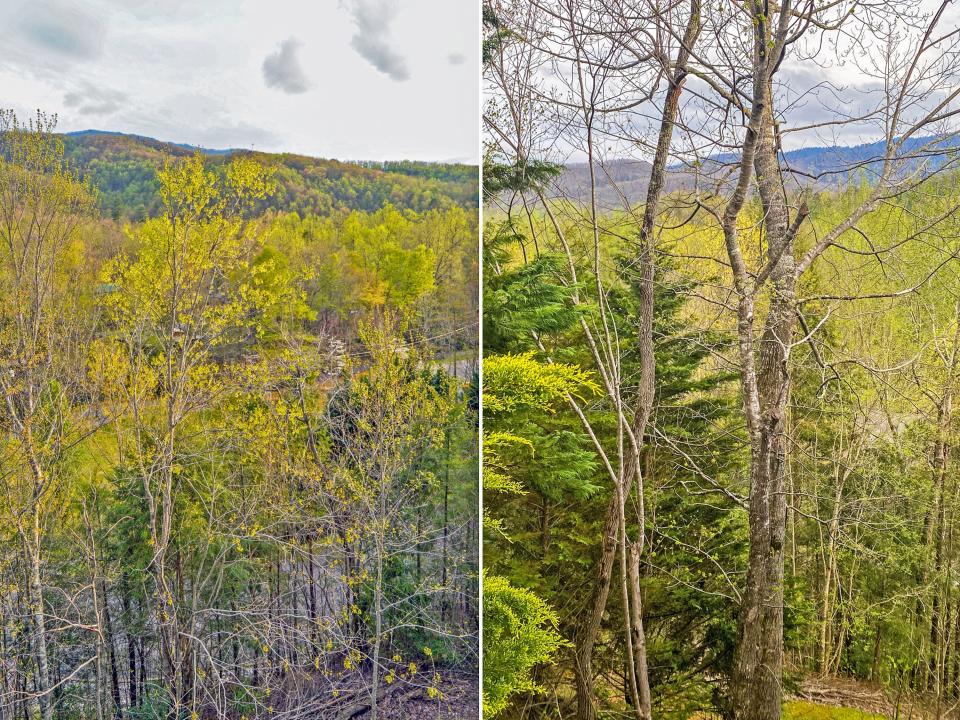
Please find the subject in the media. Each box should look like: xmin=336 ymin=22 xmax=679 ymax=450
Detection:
xmin=0 ymin=0 xmax=480 ymax=162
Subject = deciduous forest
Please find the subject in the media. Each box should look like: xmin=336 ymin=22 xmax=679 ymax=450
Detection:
xmin=0 ymin=110 xmax=478 ymax=720
xmin=482 ymin=1 xmax=960 ymax=718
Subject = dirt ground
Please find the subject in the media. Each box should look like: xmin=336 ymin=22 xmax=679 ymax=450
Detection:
xmin=353 ymin=673 xmax=479 ymax=719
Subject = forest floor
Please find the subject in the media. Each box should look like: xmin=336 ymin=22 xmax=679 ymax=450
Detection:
xmin=353 ymin=672 xmax=479 ymax=718
xmin=790 ymin=676 xmax=938 ymax=720
xmin=271 ymin=667 xmax=479 ymax=719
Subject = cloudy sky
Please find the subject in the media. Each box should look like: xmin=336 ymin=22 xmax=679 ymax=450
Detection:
xmin=0 ymin=0 xmax=478 ymax=162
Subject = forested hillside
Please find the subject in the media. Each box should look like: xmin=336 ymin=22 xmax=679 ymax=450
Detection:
xmin=483 ymin=2 xmax=960 ymax=719
xmin=0 ymin=110 xmax=478 ymax=720
xmin=62 ymin=130 xmax=479 ymax=221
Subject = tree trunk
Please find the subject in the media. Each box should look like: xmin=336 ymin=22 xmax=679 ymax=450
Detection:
xmin=628 ymin=542 xmax=653 ymax=720
xmin=28 ymin=508 xmax=53 ymax=720
xmin=729 ymin=70 xmax=796 ymax=720
xmin=573 ymin=6 xmax=701 ymax=715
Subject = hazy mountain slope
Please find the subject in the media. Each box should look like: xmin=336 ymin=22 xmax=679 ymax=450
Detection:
xmin=550 ymin=136 xmax=959 ymax=207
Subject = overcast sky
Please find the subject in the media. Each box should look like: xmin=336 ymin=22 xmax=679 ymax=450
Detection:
xmin=0 ymin=0 xmax=479 ymax=162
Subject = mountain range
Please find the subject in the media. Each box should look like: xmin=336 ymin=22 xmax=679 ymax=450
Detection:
xmin=549 ymin=135 xmax=959 ymax=208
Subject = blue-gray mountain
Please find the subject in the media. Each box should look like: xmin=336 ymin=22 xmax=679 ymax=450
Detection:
xmin=550 ymin=135 xmax=960 ymax=208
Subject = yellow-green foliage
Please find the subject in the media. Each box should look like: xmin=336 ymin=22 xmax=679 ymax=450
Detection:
xmin=482 ymin=572 xmax=565 ymax=717
xmin=0 ymin=110 xmax=479 ymax=720
xmin=482 ymin=352 xmax=596 ymax=499
xmin=482 ymin=351 xmax=596 ymax=711
xmin=783 ymin=701 xmax=887 ymax=720
xmin=262 ymin=205 xmax=475 ymax=319
xmin=483 ymin=352 xmax=598 ymax=415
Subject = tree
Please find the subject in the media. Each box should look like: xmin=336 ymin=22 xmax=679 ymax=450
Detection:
xmin=485 ymin=0 xmax=960 ymax=718
xmin=0 ymin=110 xmax=97 ymax=720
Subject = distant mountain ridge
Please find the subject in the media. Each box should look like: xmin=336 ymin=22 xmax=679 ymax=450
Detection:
xmin=60 ymin=130 xmax=479 ymax=220
xmin=551 ymin=135 xmax=959 ymax=208
xmin=66 ymin=129 xmax=236 ymax=156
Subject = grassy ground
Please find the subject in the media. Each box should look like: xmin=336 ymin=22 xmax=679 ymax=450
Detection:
xmin=784 ymin=700 xmax=888 ymax=720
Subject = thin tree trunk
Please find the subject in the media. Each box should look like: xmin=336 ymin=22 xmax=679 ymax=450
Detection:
xmin=574 ymin=5 xmax=701 ymax=715
xmin=28 ymin=506 xmax=53 ymax=720
xmin=628 ymin=542 xmax=652 ymax=720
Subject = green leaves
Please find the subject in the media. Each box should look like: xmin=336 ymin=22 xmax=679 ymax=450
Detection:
xmin=483 ymin=352 xmax=597 ymax=415
xmin=481 ymin=572 xmax=564 ymax=717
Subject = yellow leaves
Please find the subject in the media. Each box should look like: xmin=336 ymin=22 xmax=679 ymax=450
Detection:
xmin=86 ymin=338 xmax=137 ymax=402
xmin=343 ymin=648 xmax=362 ymax=672
xmin=185 ymin=362 xmax=223 ymax=401
xmin=158 ymin=153 xmax=221 ymax=220
xmin=407 ymin=661 xmax=417 ymax=676
xmin=225 ymin=155 xmax=276 ymax=208
xmin=314 ymin=655 xmax=320 ymax=670
xmin=385 ymin=670 xmax=395 ymax=685
xmin=423 ymin=646 xmax=432 ymax=657
xmin=108 ymin=153 xmax=282 ymax=386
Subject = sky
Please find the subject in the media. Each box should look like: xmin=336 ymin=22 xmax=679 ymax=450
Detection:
xmin=0 ymin=0 xmax=479 ymax=162
xmin=485 ymin=0 xmax=960 ymax=165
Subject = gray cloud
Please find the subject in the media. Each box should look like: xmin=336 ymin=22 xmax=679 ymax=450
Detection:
xmin=346 ymin=0 xmax=410 ymax=81
xmin=14 ymin=0 xmax=105 ymax=60
xmin=262 ymin=38 xmax=310 ymax=94
xmin=64 ymin=83 xmax=127 ymax=116
xmin=120 ymin=94 xmax=282 ymax=151
xmin=183 ymin=121 xmax=280 ymax=150
xmin=447 ymin=52 xmax=465 ymax=66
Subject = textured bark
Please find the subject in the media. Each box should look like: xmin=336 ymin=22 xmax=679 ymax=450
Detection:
xmin=729 ymin=60 xmax=797 ymax=720
xmin=628 ymin=541 xmax=653 ymax=720
xmin=22 ymin=434 xmax=53 ymax=720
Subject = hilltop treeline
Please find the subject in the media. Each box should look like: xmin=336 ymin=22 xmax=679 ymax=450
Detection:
xmin=62 ymin=132 xmax=479 ymax=221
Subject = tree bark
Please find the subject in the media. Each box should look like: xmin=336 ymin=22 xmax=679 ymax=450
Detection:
xmin=729 ymin=66 xmax=797 ymax=720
